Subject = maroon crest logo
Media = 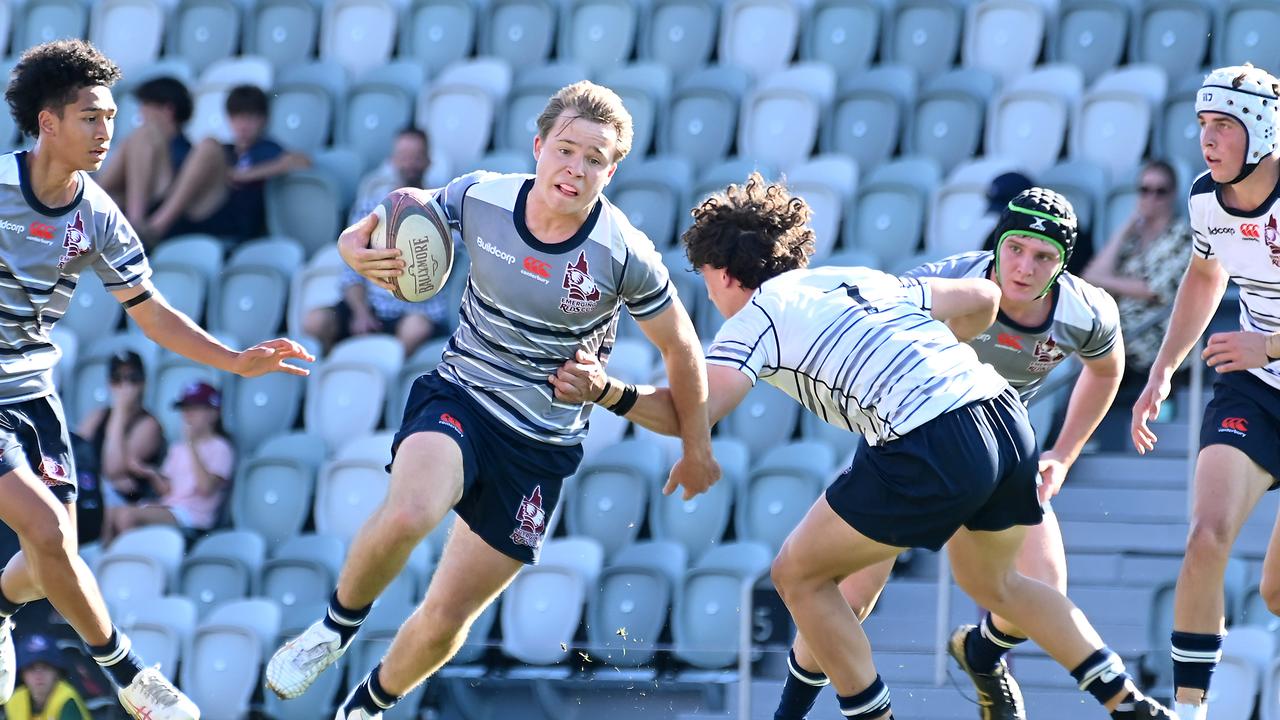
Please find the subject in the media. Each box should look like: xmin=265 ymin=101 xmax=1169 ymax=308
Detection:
xmin=510 ymin=485 xmax=548 ymax=548
xmin=56 ymin=211 xmax=90 ymax=269
xmin=559 ymin=251 xmax=601 ymax=314
xmin=1027 ymin=337 xmax=1067 ymax=373
xmin=1265 ymin=215 xmax=1280 ymax=269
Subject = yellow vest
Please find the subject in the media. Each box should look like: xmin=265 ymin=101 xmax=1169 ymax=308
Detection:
xmin=6 ymin=680 xmax=90 ymax=720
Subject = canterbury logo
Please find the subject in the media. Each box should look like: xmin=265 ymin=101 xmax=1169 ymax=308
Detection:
xmin=1220 ymin=417 xmax=1248 ymax=433
xmin=1242 ymin=224 xmax=1260 ymax=238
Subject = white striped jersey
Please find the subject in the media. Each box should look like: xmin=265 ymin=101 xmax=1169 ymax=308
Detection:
xmin=0 ymin=151 xmax=151 ymax=403
xmin=1189 ymin=170 xmax=1280 ymax=390
xmin=902 ymin=251 xmax=1120 ymax=400
xmin=433 ymin=172 xmax=675 ymax=445
xmin=705 ymin=266 xmax=1008 ymax=446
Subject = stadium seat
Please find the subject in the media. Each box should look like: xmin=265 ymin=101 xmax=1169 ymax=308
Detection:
xmin=255 ymin=431 xmax=327 ymax=472
xmin=146 ymin=261 xmax=208 ymax=326
xmin=243 ymin=0 xmax=319 ymax=69
xmin=639 ymin=0 xmax=718 ymax=73
xmin=501 ymin=538 xmax=603 ymax=665
xmin=199 ymin=55 xmax=274 ymax=90
xmin=882 ymin=0 xmax=964 ymax=78
xmin=341 ymin=80 xmax=416 ymax=171
xmin=1049 ymin=0 xmax=1133 ymax=84
xmin=787 ymin=155 xmax=859 ymax=259
xmin=288 ymin=249 xmax=344 ymax=338
xmin=799 ymin=411 xmax=858 ymax=461
xmin=18 ymin=0 xmax=87 ymax=49
xmin=1071 ymin=64 xmax=1168 ymax=178
xmin=167 ymin=0 xmax=240 ymax=74
xmin=1216 ymin=0 xmax=1280 ymax=70
xmin=581 ymin=406 xmax=630 ymax=461
xmin=480 ymin=0 xmax=558 ymax=67
xmin=184 ymin=599 xmax=280 ymax=720
xmin=268 ymin=80 xmax=335 ymax=153
xmin=49 ymin=326 xmax=77 ymax=391
xmin=1208 ymin=654 xmax=1260 ymax=720
xmin=1041 ymin=160 xmax=1109 ymax=238
xmin=305 ymin=361 xmax=389 ymax=452
xmin=660 ymin=65 xmax=752 ymax=169
xmin=558 ymin=0 xmax=641 ymax=76
xmin=329 ymin=335 xmax=404 ymax=383
xmin=649 ymin=438 xmax=746 ymax=563
xmin=231 ymin=455 xmax=314 ymax=543
xmin=446 ymin=588 xmax=499 ymax=665
xmin=0 ymin=3 xmax=10 ymax=57
xmin=608 ymin=155 xmax=695 ymax=250
xmin=99 ymin=526 xmax=186 ymax=606
xmin=62 ymin=272 xmax=121 ymax=349
xmin=384 ymin=353 xmax=447 ymax=429
xmin=320 ymin=0 xmax=397 ymax=77
xmin=499 ymin=63 xmax=591 ymax=152
xmin=1157 ymin=72 xmax=1209 ymax=172
xmin=566 ymin=438 xmax=665 ymax=559
xmin=588 ymin=540 xmax=687 ymax=666
xmin=399 ymin=0 xmax=477 ymax=72
xmin=736 ymin=441 xmax=836 ymax=553
xmin=222 ymin=370 xmax=306 ymax=456
xmin=117 ymin=596 xmax=197 ymax=680
xmin=740 ymin=63 xmax=836 ymax=172
xmin=718 ymin=0 xmax=802 ymax=79
xmin=334 ymin=431 xmax=395 ymax=465
xmin=985 ymin=64 xmax=1085 ymax=175
xmin=824 ymin=64 xmax=917 ymax=174
xmin=477 ymin=149 xmax=535 ymax=175
xmin=260 ymin=534 xmax=345 ymax=610
xmin=1262 ymin=657 xmax=1280 ymax=720
xmin=180 ymin=530 xmax=266 ymax=620
xmin=151 ymin=234 xmax=226 ymax=287
xmin=801 ymin=0 xmax=882 ymax=75
xmin=211 ymin=265 xmax=289 ymax=345
xmin=266 ymin=170 xmax=345 ymax=258
xmin=420 ymin=82 xmax=499 ymax=173
xmin=1131 ymin=0 xmax=1213 ymax=81
xmin=720 ymin=382 xmax=801 ymax=462
xmin=314 ymin=457 xmax=389 ymax=544
xmin=961 ymin=0 xmax=1047 ymax=84
xmin=905 ymin=67 xmax=998 ymax=175
xmin=599 ymin=63 xmax=673 ymax=158
xmin=690 ymin=157 xmax=781 ymax=210
xmin=672 ymin=541 xmax=771 ymax=669
xmin=928 ymin=156 xmax=1028 ymax=257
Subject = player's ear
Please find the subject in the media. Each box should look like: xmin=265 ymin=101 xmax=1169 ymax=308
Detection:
xmin=37 ymin=107 xmax=57 ymax=138
xmin=532 ymin=134 xmax=544 ymax=162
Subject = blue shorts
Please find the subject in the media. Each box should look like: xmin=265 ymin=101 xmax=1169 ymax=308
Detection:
xmin=1200 ymin=371 xmax=1280 ymax=490
xmin=0 ymin=394 xmax=78 ymax=504
xmin=391 ymin=373 xmax=583 ymax=564
xmin=825 ymin=388 xmax=1043 ymax=552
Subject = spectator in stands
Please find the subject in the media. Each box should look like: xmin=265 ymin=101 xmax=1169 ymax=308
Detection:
xmin=7 ymin=633 xmax=90 ymax=720
xmin=109 ymin=382 xmax=233 ymax=536
xmin=139 ymin=84 xmax=310 ymax=244
xmin=1084 ymin=159 xmax=1193 ymax=381
xmin=75 ymin=351 xmax=165 ymax=545
xmin=303 ymin=128 xmax=445 ymax=357
xmin=97 ymin=76 xmax=192 ymax=233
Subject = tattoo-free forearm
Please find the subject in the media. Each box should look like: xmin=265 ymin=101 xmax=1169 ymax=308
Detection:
xmin=1050 ymin=362 xmax=1123 ymax=465
xmin=128 ymin=296 xmax=238 ymax=372
xmin=1149 ymin=261 xmax=1228 ymax=380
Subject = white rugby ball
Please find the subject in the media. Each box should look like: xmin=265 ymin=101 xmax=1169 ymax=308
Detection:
xmin=370 ymin=188 xmax=454 ymax=303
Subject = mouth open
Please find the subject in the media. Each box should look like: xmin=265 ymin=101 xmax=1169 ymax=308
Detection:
xmin=556 ymin=183 xmax=579 ymax=198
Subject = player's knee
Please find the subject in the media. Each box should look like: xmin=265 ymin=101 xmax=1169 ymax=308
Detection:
xmin=382 ymin=503 xmax=438 ymax=546
xmin=770 ymin=552 xmax=808 ymax=601
xmin=23 ymin=512 xmax=70 ymax=559
xmin=1184 ymin=519 xmax=1236 ymax=564
xmin=415 ymin=600 xmax=472 ymax=646
xmin=1259 ymin=577 xmax=1280 ymax=616
xmin=961 ymin=570 xmax=1018 ymax=612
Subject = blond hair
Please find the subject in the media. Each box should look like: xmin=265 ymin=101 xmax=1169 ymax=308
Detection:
xmin=536 ymin=81 xmax=634 ymax=162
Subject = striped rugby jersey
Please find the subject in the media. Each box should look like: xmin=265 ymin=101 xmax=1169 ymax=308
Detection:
xmin=1189 ymin=170 xmax=1280 ymax=390
xmin=0 ymin=151 xmax=151 ymax=403
xmin=705 ymin=265 xmax=1008 ymax=446
xmin=902 ymin=251 xmax=1120 ymax=400
xmin=433 ymin=172 xmax=675 ymax=445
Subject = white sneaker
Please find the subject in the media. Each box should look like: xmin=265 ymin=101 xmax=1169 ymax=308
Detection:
xmin=0 ymin=617 xmax=14 ymax=703
xmin=118 ymin=666 xmax=199 ymax=720
xmin=266 ymin=621 xmax=346 ymax=699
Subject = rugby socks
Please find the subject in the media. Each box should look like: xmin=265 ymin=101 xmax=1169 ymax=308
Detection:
xmin=837 ymin=675 xmax=892 ymax=719
xmin=774 ymin=648 xmax=830 ymax=719
xmin=1070 ymin=648 xmax=1129 ymax=707
xmin=1170 ymin=631 xmax=1221 ymax=701
xmin=964 ymin=613 xmax=1026 ymax=673
xmin=0 ymin=573 xmax=25 ymax=619
xmin=342 ymin=663 xmax=402 ymax=716
xmin=87 ymin=626 xmax=145 ymax=688
xmin=323 ymin=590 xmax=372 ymax=648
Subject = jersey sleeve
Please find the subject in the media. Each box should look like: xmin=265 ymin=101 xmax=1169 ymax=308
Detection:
xmin=898 ymin=251 xmax=989 ymax=281
xmin=1188 ymin=178 xmax=1215 ymax=260
xmin=91 ymin=208 xmax=152 ymax=291
xmin=618 ymin=234 xmax=675 ymax=321
xmin=434 ymin=170 xmax=501 ymax=231
xmin=845 ymin=266 xmax=932 ymax=312
xmin=1079 ymin=286 xmax=1121 ymax=359
xmin=705 ymin=296 xmax=778 ymax=384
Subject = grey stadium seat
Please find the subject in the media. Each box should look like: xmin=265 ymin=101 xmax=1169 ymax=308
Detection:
xmin=717 ymin=0 xmax=802 ymax=79
xmin=1131 ymin=0 xmax=1212 ymax=81
xmin=183 ymin=599 xmax=280 ymax=720
xmin=231 ymin=455 xmax=314 ymax=543
xmin=608 ymin=155 xmax=694 ymax=250
xmin=720 ymin=376 xmax=801 ymax=462
xmin=180 ymin=530 xmax=266 ymax=620
xmin=1040 ymin=159 xmax=1109 ymax=236
xmin=984 ymin=64 xmax=1084 ymax=175
xmin=148 ymin=261 xmax=207 ymax=325
xmin=599 ymin=63 xmax=673 ymax=158
xmin=660 ymin=65 xmax=752 ymax=169
xmin=801 ymin=0 xmax=883 ymax=75
xmin=499 ymin=64 xmax=591 ymax=153
xmin=740 ymin=62 xmax=836 ymax=172
xmin=304 ymin=359 xmax=387 ymax=450
xmin=927 ymin=156 xmax=1028 ymax=257
xmin=266 ymin=170 xmax=345 ymax=258
xmin=1070 ymin=65 xmax=1168 ymax=179
xmin=640 ymin=0 xmax=718 ymax=73
xmin=787 ymin=154 xmax=859 ymax=259
xmin=672 ymin=542 xmax=772 ymax=669
xmin=1216 ymin=0 xmax=1280 ymax=70
xmin=905 ymin=67 xmax=997 ymax=175
xmin=961 ymin=0 xmax=1047 ymax=84
xmin=558 ymin=0 xmax=640 ymax=77
xmin=320 ymin=0 xmax=398 ymax=78
xmin=18 ymin=0 xmax=87 ymax=49
xmin=480 ymin=0 xmax=558 ymax=67
xmin=588 ymin=540 xmax=688 ymax=666
xmin=261 ymin=534 xmax=346 ymax=610
xmin=0 ymin=4 xmax=10 ymax=57
xmin=150 ymin=234 xmax=226 ymax=288
xmin=1157 ymin=73 xmax=1210 ymax=173
xmin=211 ymin=265 xmax=289 ymax=345
xmin=268 ymin=81 xmax=335 ymax=153
xmin=824 ymin=65 xmax=917 ymax=174
xmin=63 ymin=272 xmax=121 ymax=348
xmin=1049 ymin=0 xmax=1134 ymax=84
xmin=314 ymin=458 xmax=390 ymax=544
xmin=648 ymin=438 xmax=747 ymax=563
xmin=882 ymin=0 xmax=964 ymax=78
xmin=341 ymin=81 xmax=416 ymax=171
xmin=243 ymin=0 xmax=319 ymax=69
xmin=118 ymin=596 xmax=196 ymax=681
xmin=167 ymin=0 xmax=240 ymax=74
xmin=736 ymin=441 xmax=836 ymax=553
xmin=501 ymin=538 xmax=603 ymax=665
xmin=399 ymin=0 xmax=477 ymax=71
xmin=566 ymin=438 xmax=665 ymax=560
xmin=421 ymin=83 xmax=498 ymax=176
xmin=222 ymin=371 xmax=306 ymax=455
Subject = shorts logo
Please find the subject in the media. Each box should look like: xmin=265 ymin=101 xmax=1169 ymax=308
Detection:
xmin=996 ymin=333 xmax=1024 ymax=351
xmin=1219 ymin=416 xmax=1249 ymax=436
xmin=437 ymin=413 xmax=464 ymax=436
xmin=1241 ymin=224 xmax=1261 ymax=239
xmin=510 ymin=485 xmax=547 ymax=548
xmin=57 ymin=211 xmax=90 ymax=269
xmin=522 ymin=256 xmax=551 ymax=284
xmin=1027 ymin=337 xmax=1067 ymax=373
xmin=559 ymin=251 xmax=601 ymax=314
xmin=39 ymin=457 xmax=68 ymax=484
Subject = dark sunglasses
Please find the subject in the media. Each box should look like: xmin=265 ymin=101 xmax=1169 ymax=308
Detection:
xmin=110 ymin=372 xmax=144 ymax=384
xmin=1139 ymin=185 xmax=1172 ymax=197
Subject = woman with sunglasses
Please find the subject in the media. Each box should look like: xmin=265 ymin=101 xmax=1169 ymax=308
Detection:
xmin=1084 ymin=160 xmax=1194 ymax=383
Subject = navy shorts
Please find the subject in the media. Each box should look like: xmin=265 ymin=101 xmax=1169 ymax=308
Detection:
xmin=825 ymin=388 xmax=1043 ymax=552
xmin=1200 ymin=370 xmax=1280 ymax=490
xmin=391 ymin=373 xmax=583 ymax=564
xmin=0 ymin=394 xmax=78 ymax=504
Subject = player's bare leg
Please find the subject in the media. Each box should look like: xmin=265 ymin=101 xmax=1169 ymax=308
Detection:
xmin=1256 ymin=496 xmax=1280 ymax=615
xmin=1170 ymin=444 xmax=1270 ymax=713
xmin=143 ymin=137 xmax=230 ymax=239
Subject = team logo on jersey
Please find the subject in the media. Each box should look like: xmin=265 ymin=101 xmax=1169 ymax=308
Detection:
xmin=522 ymin=256 xmax=551 ymax=284
xmin=1027 ymin=338 xmax=1067 ymax=373
xmin=1264 ymin=215 xmax=1280 ymax=268
xmin=559 ymin=251 xmax=601 ymax=314
xmin=0 ymin=219 xmax=24 ymax=234
xmin=1219 ymin=416 xmax=1249 ymax=437
xmin=510 ymin=485 xmax=547 ymax=548
xmin=1208 ymin=225 xmax=1234 ymax=236
xmin=28 ymin=222 xmax=54 ymax=243
xmin=56 ymin=211 xmax=90 ymax=269
xmin=1241 ymin=223 xmax=1261 ymax=239
xmin=996 ymin=333 xmax=1024 ymax=351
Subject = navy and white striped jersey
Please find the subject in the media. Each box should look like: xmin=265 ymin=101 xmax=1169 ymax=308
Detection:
xmin=902 ymin=251 xmax=1120 ymax=400
xmin=0 ymin=151 xmax=151 ymax=403
xmin=433 ymin=172 xmax=675 ymax=445
xmin=705 ymin=266 xmax=1008 ymax=446
xmin=1189 ymin=170 xmax=1280 ymax=390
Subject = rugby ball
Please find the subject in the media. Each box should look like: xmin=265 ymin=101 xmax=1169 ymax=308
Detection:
xmin=370 ymin=188 xmax=454 ymax=303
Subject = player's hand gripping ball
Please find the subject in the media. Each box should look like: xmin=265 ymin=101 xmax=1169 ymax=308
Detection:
xmin=370 ymin=188 xmax=454 ymax=302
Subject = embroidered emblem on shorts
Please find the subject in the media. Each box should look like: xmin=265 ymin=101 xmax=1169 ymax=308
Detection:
xmin=510 ymin=485 xmax=547 ymax=548
xmin=437 ymin=413 xmax=464 ymax=436
xmin=1219 ymin=416 xmax=1249 ymax=436
xmin=39 ymin=457 xmax=68 ymax=484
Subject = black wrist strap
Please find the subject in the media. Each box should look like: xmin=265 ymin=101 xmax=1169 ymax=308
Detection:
xmin=608 ymin=383 xmax=639 ymax=416
xmin=121 ymin=289 xmax=153 ymax=309
xmin=593 ymin=378 xmax=616 ymax=404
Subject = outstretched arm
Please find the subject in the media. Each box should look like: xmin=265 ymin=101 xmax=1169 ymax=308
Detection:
xmin=924 ymin=277 xmax=1002 ymax=341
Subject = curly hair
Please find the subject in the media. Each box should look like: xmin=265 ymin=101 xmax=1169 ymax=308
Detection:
xmin=6 ymin=40 xmax=121 ymax=139
xmin=682 ymin=172 xmax=815 ymax=289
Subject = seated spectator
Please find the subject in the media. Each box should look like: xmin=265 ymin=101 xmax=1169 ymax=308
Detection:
xmin=76 ymin=351 xmax=165 ymax=545
xmin=303 ymin=128 xmax=447 ymax=357
xmin=1085 ymin=159 xmax=1193 ymax=382
xmin=110 ymin=382 xmax=234 ymax=536
xmin=7 ymin=633 xmax=91 ymax=720
xmin=97 ymin=76 xmax=193 ymax=231
xmin=141 ymin=84 xmax=310 ymax=244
